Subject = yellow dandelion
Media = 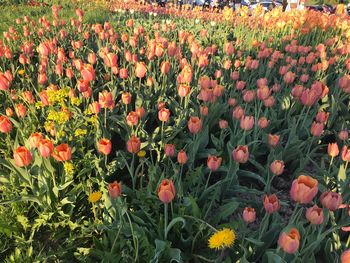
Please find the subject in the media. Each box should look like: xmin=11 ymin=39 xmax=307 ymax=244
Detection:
xmin=88 ymin=191 xmax=102 ymax=203
xmin=137 ymin=150 xmax=146 ymax=158
xmin=74 ymin=129 xmax=87 ymax=137
xmin=18 ymin=69 xmax=25 ymax=75
xmin=208 ymin=228 xmax=236 ymax=250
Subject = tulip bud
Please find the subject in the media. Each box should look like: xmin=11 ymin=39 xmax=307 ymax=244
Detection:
xmin=177 ymin=150 xmax=187 ymax=164
xmin=339 ymin=130 xmax=349 ymax=141
xmin=268 ymin=134 xmax=280 ymax=147
xmin=219 ymin=120 xmax=228 ymax=129
xmin=157 ymin=179 xmax=176 ymax=203
xmin=270 ymin=160 xmax=285 ymax=176
xmin=263 ymin=194 xmax=280 ymax=213
xmin=305 ymin=205 xmax=324 ymax=225
xmin=243 ymin=207 xmax=256 ymax=223
xmin=207 ymin=155 xmax=222 ymax=172
xmin=108 ymin=181 xmax=122 ymax=199
xmin=188 ymin=116 xmax=202 ymax=134
xmin=14 ymin=146 xmax=32 ymax=167
xmin=158 ymin=108 xmax=170 ymax=122
xmin=310 ymin=121 xmax=324 ymax=137
xmin=38 ymin=139 xmax=54 ymax=158
xmin=341 ymin=146 xmax=350 ymax=162
xmin=164 ymin=144 xmax=175 ymax=157
xmin=0 ymin=116 xmax=13 ymax=133
xmin=328 ymin=143 xmax=339 ymax=157
xmin=52 ymin=144 xmax=72 ymax=162
xmin=320 ymin=191 xmax=342 ymax=211
xmin=127 ymin=135 xmax=141 ymax=154
xmin=258 ymin=117 xmax=269 ymax=129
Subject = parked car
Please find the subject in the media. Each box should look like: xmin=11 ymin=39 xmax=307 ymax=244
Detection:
xmin=306 ymin=4 xmax=335 ymax=14
xmin=241 ymin=0 xmax=283 ymax=11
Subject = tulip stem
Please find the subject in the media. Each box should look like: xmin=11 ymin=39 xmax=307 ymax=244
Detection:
xmin=104 ymin=108 xmax=107 ymax=128
xmin=290 ymin=203 xmax=300 ymax=224
xmin=164 ymin=203 xmax=169 ymax=240
xmin=204 ymin=171 xmax=212 ymax=191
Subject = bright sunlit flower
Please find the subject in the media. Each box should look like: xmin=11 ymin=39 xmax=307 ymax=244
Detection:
xmin=208 ymin=228 xmax=236 ymax=250
xmin=88 ymin=191 xmax=102 ymax=203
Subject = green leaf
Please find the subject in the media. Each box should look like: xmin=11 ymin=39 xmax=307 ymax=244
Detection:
xmin=264 ymin=251 xmax=286 ymax=263
xmin=217 ymin=200 xmax=239 ymax=220
xmin=338 ymin=164 xmax=346 ymax=182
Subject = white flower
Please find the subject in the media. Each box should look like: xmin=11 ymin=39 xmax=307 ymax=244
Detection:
xmin=210 ymin=21 xmax=216 ymax=27
xmin=153 ymin=13 xmax=158 ymax=17
xmin=195 ymin=19 xmax=200 ymax=24
xmin=166 ymin=19 xmax=171 ymax=25
xmin=130 ymin=9 xmax=134 ymax=14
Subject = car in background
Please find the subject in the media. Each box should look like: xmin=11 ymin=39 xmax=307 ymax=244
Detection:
xmin=306 ymin=4 xmax=335 ymax=14
xmin=241 ymin=0 xmax=283 ymax=11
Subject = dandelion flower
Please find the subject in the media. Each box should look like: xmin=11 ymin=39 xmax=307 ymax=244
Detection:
xmin=137 ymin=150 xmax=146 ymax=158
xmin=208 ymin=228 xmax=236 ymax=250
xmin=89 ymin=191 xmax=102 ymax=203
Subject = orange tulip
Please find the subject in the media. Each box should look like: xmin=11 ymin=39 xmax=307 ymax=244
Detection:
xmin=232 ymin=145 xmax=249 ymax=164
xmin=268 ymin=134 xmax=280 ymax=147
xmin=52 ymin=144 xmax=72 ymax=162
xmin=177 ymin=150 xmax=187 ymax=164
xmin=320 ymin=191 xmax=342 ymax=211
xmin=278 ymin=228 xmax=300 ymax=254
xmin=341 ymin=249 xmax=350 ymax=263
xmin=97 ymin=138 xmax=112 ymax=155
xmin=14 ymin=146 xmax=32 ymax=167
xmin=38 ymin=139 xmax=54 ymax=158
xmin=328 ymin=143 xmax=339 ymax=157
xmin=135 ymin=62 xmax=147 ymax=78
xmin=270 ymin=160 xmax=284 ymax=176
xmin=342 ymin=146 xmax=350 ymax=162
xmin=305 ymin=205 xmax=324 ymax=225
xmin=290 ymin=175 xmax=318 ymax=204
xmin=126 ymin=111 xmax=139 ymax=126
xmin=188 ymin=116 xmax=202 ymax=134
xmin=240 ymin=116 xmax=254 ymax=131
xmin=157 ymin=179 xmax=176 ymax=203
xmin=158 ymin=108 xmax=170 ymax=122
xmin=0 ymin=116 xmax=13 ymax=133
xmin=127 ymin=135 xmax=140 ymax=154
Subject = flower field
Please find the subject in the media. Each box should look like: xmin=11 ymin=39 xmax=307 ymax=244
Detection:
xmin=1 ymin=1 xmax=350 ymax=262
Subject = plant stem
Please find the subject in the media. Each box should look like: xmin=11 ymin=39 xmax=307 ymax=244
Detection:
xmin=164 ymin=203 xmax=169 ymax=240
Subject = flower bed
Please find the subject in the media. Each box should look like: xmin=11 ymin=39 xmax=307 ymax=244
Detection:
xmin=0 ymin=3 xmax=350 ymax=262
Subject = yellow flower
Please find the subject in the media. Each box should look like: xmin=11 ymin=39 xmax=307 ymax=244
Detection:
xmin=64 ymin=162 xmax=74 ymax=175
xmin=137 ymin=150 xmax=146 ymax=158
xmin=18 ymin=69 xmax=25 ymax=75
xmin=88 ymin=191 xmax=102 ymax=203
xmin=208 ymin=228 xmax=236 ymax=250
xmin=71 ymin=97 xmax=82 ymax=106
xmin=74 ymin=129 xmax=87 ymax=137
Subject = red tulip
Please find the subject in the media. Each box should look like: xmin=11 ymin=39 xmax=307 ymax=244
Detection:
xmin=0 ymin=116 xmax=13 ymax=133
xmin=108 ymin=181 xmax=122 ymax=199
xmin=207 ymin=155 xmax=222 ymax=172
xmin=127 ymin=136 xmax=140 ymax=154
xmin=342 ymin=146 xmax=350 ymax=162
xmin=177 ymin=150 xmax=187 ymax=164
xmin=243 ymin=207 xmax=256 ymax=223
xmin=188 ymin=116 xmax=202 ymax=134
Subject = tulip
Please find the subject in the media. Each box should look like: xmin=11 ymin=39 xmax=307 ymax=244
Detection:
xmin=158 ymin=108 xmax=170 ymax=122
xmin=219 ymin=120 xmax=228 ymax=129
xmin=136 ymin=107 xmax=145 ymax=118
xmin=81 ymin=64 xmax=95 ymax=82
xmin=97 ymin=138 xmax=112 ymax=155
xmin=240 ymin=116 xmax=254 ymax=131
xmin=38 ymin=139 xmax=54 ymax=158
xmin=5 ymin=108 xmax=13 ymax=117
xmin=22 ymin=91 xmax=35 ymax=104
xmin=99 ymin=90 xmax=114 ymax=109
xmin=135 ymin=62 xmax=147 ymax=78
xmin=188 ymin=116 xmax=202 ymax=134
xmin=258 ymin=117 xmax=269 ymax=129
xmin=268 ymin=134 xmax=280 ymax=147
xmin=0 ymin=73 xmax=10 ymax=91
xmin=243 ymin=207 xmax=256 ymax=223
xmin=108 ymin=181 xmax=122 ymax=199
xmin=0 ymin=116 xmax=13 ymax=133
xmin=15 ymin=103 xmax=27 ymax=118
xmin=232 ymin=106 xmax=245 ymax=120
xmin=51 ymin=144 xmax=72 ymax=162
xmin=207 ymin=155 xmax=222 ymax=172
xmin=126 ymin=111 xmax=139 ymax=126
xmin=341 ymin=249 xmax=350 ymax=263
xmin=200 ymin=106 xmax=208 ymax=116
xmin=278 ymin=228 xmax=300 ymax=254
xmin=315 ymin=111 xmax=329 ymax=123
xmin=342 ymin=146 xmax=350 ymax=162
xmin=290 ymin=175 xmax=318 ymax=204
xmin=164 ymin=144 xmax=175 ymax=157
xmin=305 ymin=205 xmax=324 ymax=225
xmin=310 ymin=122 xmax=324 ymax=137
xmin=339 ymin=130 xmax=349 ymax=141
xmin=328 ymin=143 xmax=339 ymax=157
xmin=263 ymin=194 xmax=280 ymax=213
xmin=13 ymin=146 xmax=32 ymax=167
xmin=232 ymin=145 xmax=249 ymax=163
xmin=89 ymin=102 xmax=101 ymax=115
xmin=257 ymin=86 xmax=271 ymax=100
xmin=119 ymin=68 xmax=128 ymax=79
xmin=157 ymin=179 xmax=176 ymax=203
xmin=320 ymin=191 xmax=342 ymax=211
xmin=127 ymin=136 xmax=140 ymax=154
xmin=121 ymin=92 xmax=132 ymax=105
xmin=177 ymin=150 xmax=187 ymax=164
xmin=178 ymin=84 xmax=190 ymax=97
xmin=270 ymin=160 xmax=285 ymax=176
